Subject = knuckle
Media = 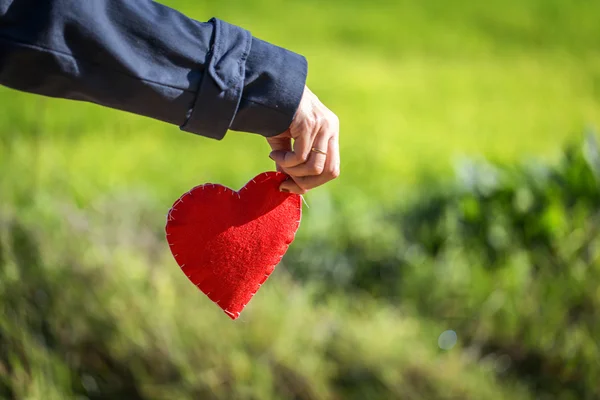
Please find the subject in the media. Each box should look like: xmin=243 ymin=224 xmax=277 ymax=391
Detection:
xmin=296 ymin=183 xmax=309 ymax=193
xmin=294 ymin=178 xmax=310 ymax=192
xmin=297 ymin=152 xmax=310 ymax=163
xmin=329 ymin=112 xmax=339 ymax=127
xmin=310 ymin=113 xmax=321 ymax=128
xmin=298 ymin=118 xmax=314 ymax=134
xmin=319 ymin=112 xmax=337 ymax=130
xmin=309 ymin=163 xmax=324 ymax=175
xmin=313 ymin=114 xmax=325 ymax=129
xmin=330 ymin=166 xmax=341 ymax=179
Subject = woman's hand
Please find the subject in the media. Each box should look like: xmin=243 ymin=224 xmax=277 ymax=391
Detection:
xmin=267 ymin=86 xmax=340 ymax=194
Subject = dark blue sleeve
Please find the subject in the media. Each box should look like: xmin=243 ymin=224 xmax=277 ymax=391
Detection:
xmin=0 ymin=0 xmax=308 ymax=140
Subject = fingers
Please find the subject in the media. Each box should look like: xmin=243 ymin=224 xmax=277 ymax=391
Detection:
xmin=292 ymin=131 xmax=313 ymax=166
xmin=269 ymin=124 xmax=316 ymax=169
xmin=282 ymin=127 xmax=329 ymax=177
xmin=285 ymin=134 xmax=340 ymax=193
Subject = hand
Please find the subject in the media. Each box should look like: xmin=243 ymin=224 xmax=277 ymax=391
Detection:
xmin=267 ymin=86 xmax=340 ymax=195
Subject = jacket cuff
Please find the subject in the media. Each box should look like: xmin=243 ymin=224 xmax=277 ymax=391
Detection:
xmin=229 ymin=36 xmax=308 ymax=137
xmin=180 ymin=18 xmax=251 ymax=140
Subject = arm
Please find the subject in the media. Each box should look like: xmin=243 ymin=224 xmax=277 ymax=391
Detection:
xmin=0 ymin=0 xmax=307 ymax=140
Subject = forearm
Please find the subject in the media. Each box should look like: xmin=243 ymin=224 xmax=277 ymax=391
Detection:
xmin=0 ymin=0 xmax=307 ymax=139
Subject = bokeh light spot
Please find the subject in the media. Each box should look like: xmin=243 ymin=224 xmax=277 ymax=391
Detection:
xmin=438 ymin=330 xmax=458 ymax=350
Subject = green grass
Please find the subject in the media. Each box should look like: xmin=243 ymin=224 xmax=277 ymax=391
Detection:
xmin=1 ymin=0 xmax=599 ymax=398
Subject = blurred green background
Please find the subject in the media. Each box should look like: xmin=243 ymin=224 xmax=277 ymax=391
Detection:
xmin=1 ymin=0 xmax=600 ymax=399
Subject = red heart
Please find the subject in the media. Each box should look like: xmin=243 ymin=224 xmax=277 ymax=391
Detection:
xmin=165 ymin=172 xmax=302 ymax=320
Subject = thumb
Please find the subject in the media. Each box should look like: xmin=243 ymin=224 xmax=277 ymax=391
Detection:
xmin=268 ymin=150 xmax=290 ymax=164
xmin=267 ymin=135 xmax=292 ymax=171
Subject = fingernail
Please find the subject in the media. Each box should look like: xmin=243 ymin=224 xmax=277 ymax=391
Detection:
xmin=269 ymin=154 xmax=275 ymax=161
xmin=280 ymin=188 xmax=290 ymax=193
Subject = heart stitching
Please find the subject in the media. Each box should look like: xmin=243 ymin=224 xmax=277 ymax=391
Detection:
xmin=165 ymin=171 xmax=302 ymax=320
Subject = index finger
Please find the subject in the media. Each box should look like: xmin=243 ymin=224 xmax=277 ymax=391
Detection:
xmin=272 ymin=134 xmax=313 ymax=168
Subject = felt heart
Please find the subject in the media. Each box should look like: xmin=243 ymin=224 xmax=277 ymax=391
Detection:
xmin=165 ymin=171 xmax=302 ymax=320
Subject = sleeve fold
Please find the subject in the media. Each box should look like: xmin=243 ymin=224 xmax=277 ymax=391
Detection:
xmin=0 ymin=0 xmax=308 ymax=140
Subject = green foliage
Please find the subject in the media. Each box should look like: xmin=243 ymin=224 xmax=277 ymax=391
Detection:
xmin=400 ymin=134 xmax=600 ymax=399
xmin=0 ymin=212 xmax=529 ymax=399
xmin=287 ymin=134 xmax=600 ymax=399
xmin=4 ymin=136 xmax=598 ymax=399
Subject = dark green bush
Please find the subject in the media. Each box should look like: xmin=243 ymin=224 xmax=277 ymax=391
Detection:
xmin=287 ymin=133 xmax=600 ymax=399
xmin=0 ymin=217 xmax=525 ymax=400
